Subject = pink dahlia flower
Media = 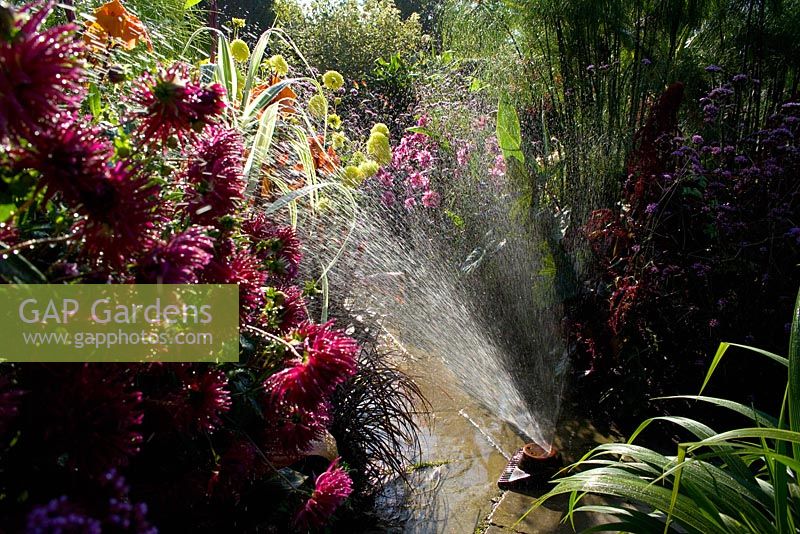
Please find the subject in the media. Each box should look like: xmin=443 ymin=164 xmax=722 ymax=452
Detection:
xmin=242 ymin=212 xmax=302 ymax=281
xmin=183 ymin=125 xmax=246 ymax=225
xmin=264 ymin=321 xmax=358 ymax=409
xmin=407 ymin=171 xmax=428 ymax=189
xmin=73 ymin=161 xmax=161 ymax=268
xmin=18 ymin=113 xmax=113 ymax=207
xmin=136 ymin=226 xmax=215 ymax=284
xmin=203 ymin=249 xmax=266 ymax=319
xmin=0 ymin=1 xmax=86 ymax=140
xmin=168 ymin=365 xmax=232 ymax=433
xmin=276 ymin=285 xmax=308 ymax=332
xmin=262 ymin=399 xmax=331 ymax=457
xmin=293 ymin=458 xmax=353 ymax=530
xmin=421 ymin=190 xmax=441 ymax=208
xmin=132 ymin=62 xmax=226 ymax=146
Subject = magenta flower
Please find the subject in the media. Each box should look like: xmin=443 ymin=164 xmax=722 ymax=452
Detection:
xmin=375 ymin=168 xmax=394 ymax=187
xmin=489 ymin=154 xmax=507 ymax=178
xmin=293 ymin=458 xmax=353 ymax=530
xmin=407 ymin=171 xmax=428 ymax=189
xmin=136 ymin=226 xmax=215 ymax=284
xmin=422 ymin=190 xmax=441 ymax=208
xmin=381 ymin=190 xmax=396 ymax=206
xmin=73 ymin=161 xmax=161 ymax=268
xmin=242 ymin=212 xmax=302 ymax=281
xmin=168 ymin=366 xmax=232 ymax=433
xmin=203 ymin=249 xmax=266 ymax=319
xmin=404 ymin=197 xmax=417 ymax=210
xmin=415 ymin=149 xmax=433 ymax=170
xmin=262 ymin=399 xmax=331 ymax=457
xmin=18 ymin=113 xmax=112 ymax=206
xmin=0 ymin=1 xmax=86 ymax=140
xmin=276 ymin=285 xmax=308 ymax=332
xmin=264 ymin=321 xmax=358 ymax=409
xmin=183 ymin=125 xmax=246 ymax=225
xmin=456 ymin=145 xmax=471 ymax=166
xmin=132 ymin=62 xmax=226 ymax=146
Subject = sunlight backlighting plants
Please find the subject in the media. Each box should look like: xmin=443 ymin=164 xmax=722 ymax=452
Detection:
xmin=522 ymin=289 xmax=800 ymax=533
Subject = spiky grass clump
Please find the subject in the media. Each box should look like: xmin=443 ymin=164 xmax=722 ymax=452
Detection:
xmin=331 ymin=340 xmax=428 ymax=494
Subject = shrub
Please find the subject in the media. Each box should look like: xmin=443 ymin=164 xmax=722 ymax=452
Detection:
xmin=273 ymin=0 xmax=425 ymax=79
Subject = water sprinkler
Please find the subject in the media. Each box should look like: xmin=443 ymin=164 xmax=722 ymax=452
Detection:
xmin=497 ymin=442 xmax=562 ymax=491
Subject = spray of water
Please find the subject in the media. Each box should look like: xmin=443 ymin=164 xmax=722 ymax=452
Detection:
xmin=301 ymin=171 xmax=572 ymax=447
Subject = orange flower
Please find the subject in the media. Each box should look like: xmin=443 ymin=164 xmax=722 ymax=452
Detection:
xmin=250 ymin=75 xmax=297 ymax=116
xmin=295 ymin=135 xmax=339 ymax=176
xmin=84 ymin=0 xmax=153 ymax=52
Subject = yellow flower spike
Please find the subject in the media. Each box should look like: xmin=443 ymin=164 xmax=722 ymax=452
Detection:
xmin=370 ymin=123 xmax=390 ymax=137
xmin=327 ymin=113 xmax=342 ymax=129
xmin=308 ymin=94 xmax=328 ymax=119
xmin=269 ymin=54 xmax=289 ymax=77
xmin=322 ymin=70 xmax=344 ymax=91
xmin=342 ymin=165 xmax=365 ymax=188
xmin=331 ymin=132 xmax=347 ymax=149
xmin=366 ymin=132 xmax=392 ymax=166
xmin=230 ymin=39 xmax=250 ymax=62
xmin=358 ymin=160 xmax=380 ymax=178
xmin=231 ymin=18 xmax=245 ymax=29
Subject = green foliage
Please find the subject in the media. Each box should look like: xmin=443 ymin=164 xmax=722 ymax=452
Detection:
xmin=441 ymin=0 xmax=800 ymax=222
xmin=94 ymin=0 xmax=202 ymax=58
xmin=273 ymin=0 xmax=426 ymax=79
xmin=496 ymin=96 xmax=523 ymax=164
xmin=525 ymin=288 xmax=800 ymax=533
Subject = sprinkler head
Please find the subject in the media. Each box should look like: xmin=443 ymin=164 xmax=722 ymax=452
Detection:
xmin=497 ymin=442 xmax=562 ymax=491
